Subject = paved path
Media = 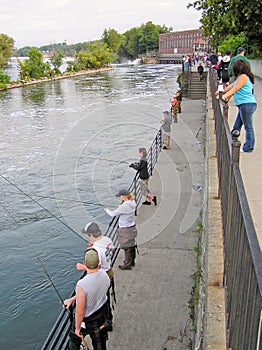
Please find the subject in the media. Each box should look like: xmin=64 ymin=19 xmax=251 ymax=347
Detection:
xmin=227 ymin=76 xmax=262 ymax=249
xmin=107 ymin=98 xmax=206 ymax=349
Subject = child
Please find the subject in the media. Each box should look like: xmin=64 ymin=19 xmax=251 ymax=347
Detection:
xmin=128 ymin=148 xmax=157 ymax=205
xmin=197 ymin=62 xmax=204 ymax=80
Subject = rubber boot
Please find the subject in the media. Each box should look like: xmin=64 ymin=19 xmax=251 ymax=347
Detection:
xmin=152 ymin=196 xmax=157 ymax=206
xmin=131 ymin=246 xmax=136 ymax=267
xmin=118 ymin=248 xmax=132 ymax=270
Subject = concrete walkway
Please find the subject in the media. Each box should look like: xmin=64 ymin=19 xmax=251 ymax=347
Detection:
xmin=107 ymin=98 xmax=206 ymax=349
xmin=227 ymin=76 xmax=262 ymax=249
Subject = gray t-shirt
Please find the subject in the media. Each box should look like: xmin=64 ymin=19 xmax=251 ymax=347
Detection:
xmin=77 ymin=269 xmax=110 ymax=317
xmin=162 ymin=115 xmax=172 ymax=132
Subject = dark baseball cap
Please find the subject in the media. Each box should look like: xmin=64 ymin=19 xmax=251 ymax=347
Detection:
xmin=237 ymin=47 xmax=245 ymax=53
xmin=81 ymin=222 xmax=101 ymax=235
xmin=116 ymin=189 xmax=130 ymax=197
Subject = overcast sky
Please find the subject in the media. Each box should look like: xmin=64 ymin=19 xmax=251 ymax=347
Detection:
xmin=1 ymin=0 xmax=201 ymax=48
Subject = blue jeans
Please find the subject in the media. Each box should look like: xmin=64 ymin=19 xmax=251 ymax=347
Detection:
xmin=232 ymin=103 xmax=257 ymax=152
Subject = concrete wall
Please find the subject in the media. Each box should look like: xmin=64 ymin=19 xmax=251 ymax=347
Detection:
xmin=250 ymin=60 xmax=262 ymax=78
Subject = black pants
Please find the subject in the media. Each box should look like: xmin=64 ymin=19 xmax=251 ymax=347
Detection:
xmin=68 ymin=302 xmax=109 ymax=350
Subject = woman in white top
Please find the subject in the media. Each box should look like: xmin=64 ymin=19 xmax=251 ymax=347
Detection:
xmin=104 ymin=189 xmax=137 ymax=270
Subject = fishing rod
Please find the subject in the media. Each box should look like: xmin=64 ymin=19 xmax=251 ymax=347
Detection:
xmin=1 ymin=203 xmax=71 ymax=315
xmin=0 ymin=174 xmax=87 ymax=243
xmin=85 ymin=156 xmax=128 ymax=164
xmin=27 ymin=194 xmax=110 ymax=208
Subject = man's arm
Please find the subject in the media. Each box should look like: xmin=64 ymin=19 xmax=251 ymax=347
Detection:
xmin=75 ymin=285 xmax=86 ymax=338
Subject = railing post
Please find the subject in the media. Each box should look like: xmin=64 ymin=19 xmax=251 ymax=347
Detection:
xmin=223 ymin=100 xmax=229 ymax=120
xmin=231 ymin=130 xmax=241 ymax=164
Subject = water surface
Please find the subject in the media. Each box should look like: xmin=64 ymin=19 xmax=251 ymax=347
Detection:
xmin=0 ymin=63 xmax=180 ymax=349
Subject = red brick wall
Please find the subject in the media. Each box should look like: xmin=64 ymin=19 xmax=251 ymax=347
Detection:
xmin=159 ymin=29 xmax=206 ymax=55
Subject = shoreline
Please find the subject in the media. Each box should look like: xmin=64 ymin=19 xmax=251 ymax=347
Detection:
xmin=3 ymin=66 xmax=114 ymax=90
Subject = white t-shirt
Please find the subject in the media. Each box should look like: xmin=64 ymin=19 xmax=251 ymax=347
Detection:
xmin=93 ymin=236 xmax=114 ymax=271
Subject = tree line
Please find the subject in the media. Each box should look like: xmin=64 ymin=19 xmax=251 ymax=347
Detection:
xmin=16 ymin=22 xmax=171 ymax=59
xmin=1 ymin=5 xmax=261 ymax=89
xmin=0 ymin=21 xmax=171 ymax=88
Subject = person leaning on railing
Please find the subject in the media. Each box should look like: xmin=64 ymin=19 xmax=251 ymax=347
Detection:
xmin=65 ymin=248 xmax=110 ymax=350
xmin=216 ymin=59 xmax=257 ymax=153
xmin=128 ymin=147 xmax=157 ymax=205
xmin=104 ymin=189 xmax=138 ymax=270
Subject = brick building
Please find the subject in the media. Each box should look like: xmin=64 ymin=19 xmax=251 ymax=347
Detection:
xmin=159 ymin=29 xmax=208 ymax=56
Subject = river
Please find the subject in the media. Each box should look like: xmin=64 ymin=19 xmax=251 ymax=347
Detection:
xmin=0 ymin=63 xmax=180 ymax=349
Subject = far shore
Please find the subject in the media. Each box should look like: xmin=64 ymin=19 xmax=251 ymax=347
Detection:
xmin=3 ymin=66 xmax=114 ymax=90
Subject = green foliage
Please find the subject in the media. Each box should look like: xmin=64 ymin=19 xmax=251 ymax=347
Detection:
xmin=120 ymin=21 xmax=172 ymax=59
xmin=18 ymin=47 xmax=51 ymax=80
xmin=188 ymin=0 xmax=262 ymax=56
xmin=102 ymin=28 xmax=124 ymax=54
xmin=121 ymin=27 xmax=141 ymax=58
xmin=16 ymin=46 xmax=32 ymax=57
xmin=50 ymin=50 xmax=64 ymax=73
xmin=0 ymin=69 xmax=10 ymax=89
xmin=218 ymin=34 xmax=246 ymax=56
xmin=0 ymin=33 xmax=15 ymax=68
xmin=14 ymin=21 xmax=173 ymax=63
xmin=73 ymin=41 xmax=115 ymax=70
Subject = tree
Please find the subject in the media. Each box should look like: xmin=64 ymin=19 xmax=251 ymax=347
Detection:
xmin=218 ymin=34 xmax=246 ymax=56
xmin=230 ymin=0 xmax=262 ymax=56
xmin=139 ymin=21 xmax=170 ymax=54
xmin=50 ymin=49 xmax=64 ymax=73
xmin=0 ymin=33 xmax=15 ymax=68
xmin=120 ymin=22 xmax=172 ymax=58
xmin=187 ymin=0 xmax=262 ymax=56
xmin=0 ymin=69 xmax=10 ymax=89
xmin=18 ymin=47 xmax=51 ymax=80
xmin=102 ymin=28 xmax=124 ymax=53
xmin=121 ymin=27 xmax=142 ymax=58
xmin=74 ymin=41 xmax=116 ymax=70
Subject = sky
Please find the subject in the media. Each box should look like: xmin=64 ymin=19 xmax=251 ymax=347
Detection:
xmin=1 ymin=0 xmax=202 ymax=49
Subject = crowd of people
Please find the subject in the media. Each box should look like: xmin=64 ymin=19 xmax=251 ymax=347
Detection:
xmin=192 ymin=47 xmax=256 ymax=154
xmin=63 ymin=143 xmax=162 ymax=349
xmin=214 ymin=47 xmax=257 ymax=153
xmin=62 ymin=47 xmax=257 ymax=350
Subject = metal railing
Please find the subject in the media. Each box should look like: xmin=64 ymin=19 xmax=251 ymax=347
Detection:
xmin=41 ymin=128 xmax=163 ymax=350
xmin=209 ymin=70 xmax=262 ymax=350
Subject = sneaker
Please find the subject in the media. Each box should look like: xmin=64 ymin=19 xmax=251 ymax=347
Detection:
xmin=152 ymin=196 xmax=157 ymax=206
xmin=142 ymin=200 xmax=151 ymax=205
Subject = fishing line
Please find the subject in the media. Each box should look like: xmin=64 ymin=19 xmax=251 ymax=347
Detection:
xmin=1 ymin=203 xmax=71 ymax=314
xmin=84 ymin=156 xmax=128 ymax=164
xmin=27 ymin=194 xmax=109 ymax=208
xmin=0 ymin=174 xmax=87 ymax=243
